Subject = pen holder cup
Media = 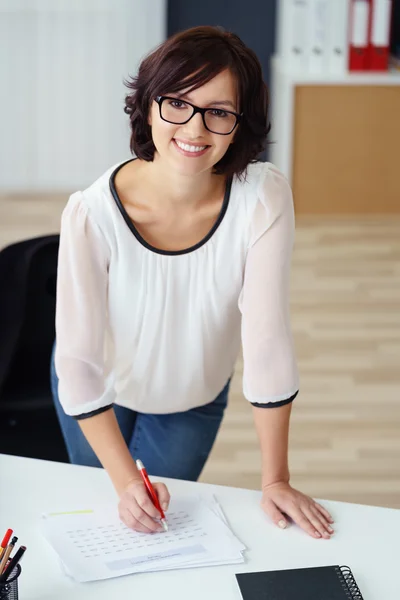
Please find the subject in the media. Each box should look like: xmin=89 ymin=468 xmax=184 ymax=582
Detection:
xmin=0 ymin=565 xmax=21 ymax=600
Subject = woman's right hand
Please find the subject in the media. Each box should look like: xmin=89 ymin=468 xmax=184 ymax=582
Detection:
xmin=118 ymin=479 xmax=171 ymax=533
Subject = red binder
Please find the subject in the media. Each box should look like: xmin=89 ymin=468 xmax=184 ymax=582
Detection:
xmin=368 ymin=0 xmax=393 ymax=70
xmin=349 ymin=0 xmax=371 ymax=70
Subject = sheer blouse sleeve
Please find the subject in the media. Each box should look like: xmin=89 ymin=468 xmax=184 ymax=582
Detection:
xmin=54 ymin=192 xmax=115 ymax=417
xmin=239 ymin=165 xmax=299 ymax=407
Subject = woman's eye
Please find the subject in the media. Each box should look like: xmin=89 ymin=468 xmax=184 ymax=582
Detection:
xmin=210 ymin=109 xmax=228 ymax=118
xmin=170 ymin=100 xmax=186 ymax=109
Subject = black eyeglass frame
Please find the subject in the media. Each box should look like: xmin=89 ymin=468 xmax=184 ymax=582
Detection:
xmin=155 ymin=95 xmax=242 ymax=135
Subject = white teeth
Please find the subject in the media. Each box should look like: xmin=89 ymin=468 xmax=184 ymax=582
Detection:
xmin=175 ymin=140 xmax=207 ymax=153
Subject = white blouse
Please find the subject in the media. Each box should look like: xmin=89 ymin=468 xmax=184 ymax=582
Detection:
xmin=55 ymin=160 xmax=299 ymax=417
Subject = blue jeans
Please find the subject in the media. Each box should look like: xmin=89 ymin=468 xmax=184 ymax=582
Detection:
xmin=50 ymin=346 xmax=229 ymax=481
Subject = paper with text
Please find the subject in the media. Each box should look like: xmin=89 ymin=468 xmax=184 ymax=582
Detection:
xmin=42 ymin=495 xmax=245 ymax=582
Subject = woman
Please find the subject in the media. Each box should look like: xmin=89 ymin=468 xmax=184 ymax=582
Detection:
xmin=51 ymin=26 xmax=334 ymax=540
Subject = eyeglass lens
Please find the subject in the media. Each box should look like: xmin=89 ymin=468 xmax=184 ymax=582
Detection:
xmin=161 ymin=99 xmax=237 ymax=134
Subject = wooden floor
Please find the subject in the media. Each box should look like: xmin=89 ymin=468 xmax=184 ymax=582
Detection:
xmin=1 ymin=193 xmax=399 ymax=509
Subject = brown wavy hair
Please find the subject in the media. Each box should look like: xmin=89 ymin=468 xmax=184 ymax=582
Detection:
xmin=124 ymin=26 xmax=270 ymax=179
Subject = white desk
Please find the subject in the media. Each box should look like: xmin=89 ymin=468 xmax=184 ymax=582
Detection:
xmin=1 ymin=454 xmax=399 ymax=599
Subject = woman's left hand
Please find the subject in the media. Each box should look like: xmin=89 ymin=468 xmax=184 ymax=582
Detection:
xmin=261 ymin=481 xmax=335 ymax=539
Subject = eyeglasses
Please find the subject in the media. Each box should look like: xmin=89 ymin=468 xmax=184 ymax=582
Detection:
xmin=155 ymin=96 xmax=242 ymax=135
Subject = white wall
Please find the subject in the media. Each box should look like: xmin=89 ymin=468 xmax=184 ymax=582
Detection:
xmin=0 ymin=0 xmax=166 ymax=192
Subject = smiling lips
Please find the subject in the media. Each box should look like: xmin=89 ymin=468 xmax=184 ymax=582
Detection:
xmin=173 ymin=138 xmax=210 ymax=156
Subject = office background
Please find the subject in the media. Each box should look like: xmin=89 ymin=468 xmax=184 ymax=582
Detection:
xmin=0 ymin=0 xmax=399 ymax=510
xmin=168 ymin=0 xmax=277 ymax=97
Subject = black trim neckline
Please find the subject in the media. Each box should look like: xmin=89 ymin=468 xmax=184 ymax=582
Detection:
xmin=109 ymin=158 xmax=233 ymax=256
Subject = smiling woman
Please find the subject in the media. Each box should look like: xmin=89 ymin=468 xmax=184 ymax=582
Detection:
xmin=123 ymin=26 xmax=269 ymax=177
xmin=148 ymin=69 xmax=240 ymax=172
xmin=51 ymin=25 xmax=335 ymax=543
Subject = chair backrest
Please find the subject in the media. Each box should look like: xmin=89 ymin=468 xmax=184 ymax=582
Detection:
xmin=0 ymin=235 xmax=59 ymax=401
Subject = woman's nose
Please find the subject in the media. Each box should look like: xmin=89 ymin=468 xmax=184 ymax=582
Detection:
xmin=180 ymin=112 xmax=206 ymax=138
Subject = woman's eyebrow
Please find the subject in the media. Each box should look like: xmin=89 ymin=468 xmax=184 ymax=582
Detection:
xmin=207 ymin=100 xmax=236 ymax=109
xmin=174 ymin=93 xmax=236 ymax=109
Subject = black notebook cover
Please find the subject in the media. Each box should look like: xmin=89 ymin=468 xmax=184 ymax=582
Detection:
xmin=236 ymin=565 xmax=364 ymax=600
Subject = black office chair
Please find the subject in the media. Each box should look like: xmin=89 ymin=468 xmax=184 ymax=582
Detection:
xmin=0 ymin=235 xmax=68 ymax=462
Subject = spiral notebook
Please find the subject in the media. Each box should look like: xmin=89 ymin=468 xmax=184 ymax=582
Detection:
xmin=235 ymin=564 xmax=364 ymax=600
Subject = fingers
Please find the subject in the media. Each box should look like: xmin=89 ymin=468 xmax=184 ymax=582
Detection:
xmin=134 ymin=485 xmax=163 ymax=520
xmin=118 ymin=481 xmax=171 ymax=533
xmin=303 ymin=505 xmax=332 ymax=539
xmin=262 ymin=496 xmax=318 ymax=538
xmin=119 ymin=506 xmax=157 ymax=534
xmin=280 ymin=502 xmax=334 ymax=540
xmin=286 ymin=504 xmax=324 ymax=539
xmin=153 ymin=482 xmax=171 ymax=512
xmin=314 ymin=502 xmax=334 ymax=523
xmin=261 ymin=485 xmax=335 ymax=540
xmin=312 ymin=504 xmax=335 ymax=534
xmin=120 ymin=499 xmax=163 ymax=533
xmin=262 ymin=497 xmax=288 ymax=530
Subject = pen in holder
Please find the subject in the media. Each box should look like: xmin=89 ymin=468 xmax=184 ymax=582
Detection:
xmin=0 ymin=565 xmax=21 ymax=600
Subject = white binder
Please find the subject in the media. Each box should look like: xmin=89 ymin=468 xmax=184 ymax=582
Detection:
xmin=326 ymin=0 xmax=351 ymax=74
xmin=371 ymin=0 xmax=392 ymax=45
xmin=277 ymin=0 xmax=310 ymax=71
xmin=307 ymin=0 xmax=329 ymax=74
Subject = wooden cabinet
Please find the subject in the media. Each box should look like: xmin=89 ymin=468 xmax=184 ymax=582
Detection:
xmin=270 ymin=58 xmax=400 ymax=214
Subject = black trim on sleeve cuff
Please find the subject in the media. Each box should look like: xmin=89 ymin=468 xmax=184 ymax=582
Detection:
xmin=250 ymin=390 xmax=299 ymax=409
xmin=72 ymin=404 xmax=114 ymax=420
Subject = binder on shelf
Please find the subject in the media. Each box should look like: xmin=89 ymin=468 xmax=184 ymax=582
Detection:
xmin=307 ymin=0 xmax=329 ymax=74
xmin=368 ymin=0 xmax=393 ymax=70
xmin=326 ymin=0 xmax=351 ymax=74
xmin=349 ymin=0 xmax=371 ymax=70
xmin=277 ymin=0 xmax=310 ymax=72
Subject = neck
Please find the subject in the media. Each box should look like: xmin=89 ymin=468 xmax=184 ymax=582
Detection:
xmin=142 ymin=154 xmax=222 ymax=208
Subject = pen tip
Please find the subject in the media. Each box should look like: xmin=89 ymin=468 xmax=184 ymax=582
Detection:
xmin=161 ymin=519 xmax=168 ymax=532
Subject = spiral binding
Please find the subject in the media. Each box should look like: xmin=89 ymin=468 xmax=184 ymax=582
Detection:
xmin=335 ymin=565 xmax=364 ymax=599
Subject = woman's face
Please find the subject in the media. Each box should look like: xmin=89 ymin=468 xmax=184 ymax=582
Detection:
xmin=149 ymin=69 xmax=239 ymax=177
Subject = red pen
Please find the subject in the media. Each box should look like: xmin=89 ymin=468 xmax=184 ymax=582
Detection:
xmin=0 ymin=530 xmax=13 ymax=561
xmin=136 ymin=459 xmax=168 ymax=531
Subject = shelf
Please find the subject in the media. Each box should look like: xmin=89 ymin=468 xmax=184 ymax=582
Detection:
xmin=271 ymin=56 xmax=400 ymax=86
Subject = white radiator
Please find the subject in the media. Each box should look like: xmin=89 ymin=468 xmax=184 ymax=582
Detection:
xmin=0 ymin=0 xmax=166 ymax=191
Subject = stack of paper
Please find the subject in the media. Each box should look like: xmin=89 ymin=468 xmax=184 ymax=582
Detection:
xmin=41 ymin=495 xmax=246 ymax=582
